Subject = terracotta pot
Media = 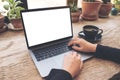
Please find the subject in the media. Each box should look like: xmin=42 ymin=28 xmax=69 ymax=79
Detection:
xmin=0 ymin=16 xmax=8 ymax=33
xmin=99 ymin=3 xmax=112 ymax=18
xmin=10 ymin=18 xmax=23 ymax=30
xmin=71 ymin=10 xmax=81 ymax=23
xmin=0 ymin=15 xmax=5 ymax=29
xmin=82 ymin=1 xmax=101 ymax=21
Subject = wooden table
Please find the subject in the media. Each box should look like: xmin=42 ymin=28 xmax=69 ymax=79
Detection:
xmin=0 ymin=16 xmax=120 ymax=80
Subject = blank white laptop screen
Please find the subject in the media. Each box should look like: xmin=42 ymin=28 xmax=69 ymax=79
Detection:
xmin=21 ymin=7 xmax=72 ymax=47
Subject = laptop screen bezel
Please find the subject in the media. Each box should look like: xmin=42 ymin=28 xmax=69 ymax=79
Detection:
xmin=20 ymin=6 xmax=73 ymax=49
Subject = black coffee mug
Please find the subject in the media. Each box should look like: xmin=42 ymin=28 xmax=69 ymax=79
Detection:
xmin=83 ymin=25 xmax=103 ymax=40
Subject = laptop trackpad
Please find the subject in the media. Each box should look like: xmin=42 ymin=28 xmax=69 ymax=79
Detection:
xmin=37 ymin=51 xmax=70 ymax=77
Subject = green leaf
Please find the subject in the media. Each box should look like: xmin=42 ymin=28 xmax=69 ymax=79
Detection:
xmin=15 ymin=6 xmax=25 ymax=18
xmin=3 ymin=4 xmax=10 ymax=10
xmin=7 ymin=8 xmax=15 ymax=19
xmin=14 ymin=1 xmax=22 ymax=8
xmin=9 ymin=0 xmax=14 ymax=4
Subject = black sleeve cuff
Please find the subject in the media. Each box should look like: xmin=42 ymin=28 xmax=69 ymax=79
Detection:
xmin=94 ymin=44 xmax=120 ymax=63
xmin=45 ymin=69 xmax=73 ymax=80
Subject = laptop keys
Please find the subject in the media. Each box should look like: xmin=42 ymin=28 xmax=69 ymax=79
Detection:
xmin=33 ymin=42 xmax=71 ymax=61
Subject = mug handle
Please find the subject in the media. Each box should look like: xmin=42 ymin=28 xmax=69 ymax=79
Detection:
xmin=78 ymin=31 xmax=85 ymax=37
xmin=98 ymin=29 xmax=103 ymax=35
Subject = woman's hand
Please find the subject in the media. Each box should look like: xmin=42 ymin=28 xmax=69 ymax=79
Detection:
xmin=63 ymin=52 xmax=83 ymax=78
xmin=68 ymin=38 xmax=97 ymax=52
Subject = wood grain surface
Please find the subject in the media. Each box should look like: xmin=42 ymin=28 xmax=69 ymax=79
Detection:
xmin=0 ymin=15 xmax=120 ymax=80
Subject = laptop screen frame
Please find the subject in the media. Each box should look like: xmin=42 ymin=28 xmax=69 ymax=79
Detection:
xmin=20 ymin=6 xmax=73 ymax=49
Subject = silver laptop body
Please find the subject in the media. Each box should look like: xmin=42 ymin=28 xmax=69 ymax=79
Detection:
xmin=20 ymin=6 xmax=93 ymax=77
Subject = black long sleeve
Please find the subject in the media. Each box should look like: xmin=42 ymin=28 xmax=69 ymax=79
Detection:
xmin=94 ymin=44 xmax=120 ymax=63
xmin=45 ymin=69 xmax=73 ymax=80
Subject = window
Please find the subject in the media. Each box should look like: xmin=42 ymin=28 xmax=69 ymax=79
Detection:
xmin=27 ymin=0 xmax=82 ymax=9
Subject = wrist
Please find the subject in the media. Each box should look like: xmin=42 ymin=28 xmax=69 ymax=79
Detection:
xmin=63 ymin=69 xmax=74 ymax=78
xmin=90 ymin=44 xmax=97 ymax=52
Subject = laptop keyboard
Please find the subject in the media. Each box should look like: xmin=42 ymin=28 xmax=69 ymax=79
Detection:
xmin=33 ymin=42 xmax=72 ymax=61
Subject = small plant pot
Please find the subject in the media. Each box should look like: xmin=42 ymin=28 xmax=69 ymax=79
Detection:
xmin=0 ymin=16 xmax=8 ymax=33
xmin=10 ymin=18 xmax=23 ymax=30
xmin=71 ymin=10 xmax=81 ymax=23
xmin=99 ymin=3 xmax=112 ymax=18
xmin=82 ymin=1 xmax=101 ymax=21
xmin=0 ymin=16 xmax=5 ymax=29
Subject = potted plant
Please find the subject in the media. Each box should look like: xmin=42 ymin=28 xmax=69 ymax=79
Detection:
xmin=114 ymin=0 xmax=120 ymax=12
xmin=81 ymin=0 xmax=101 ymax=21
xmin=99 ymin=0 xmax=112 ymax=18
xmin=67 ymin=0 xmax=81 ymax=23
xmin=3 ymin=0 xmax=25 ymax=30
xmin=0 ymin=10 xmax=8 ymax=33
xmin=0 ymin=10 xmax=5 ymax=29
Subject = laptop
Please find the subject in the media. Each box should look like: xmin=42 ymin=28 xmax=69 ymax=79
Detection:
xmin=20 ymin=6 xmax=93 ymax=77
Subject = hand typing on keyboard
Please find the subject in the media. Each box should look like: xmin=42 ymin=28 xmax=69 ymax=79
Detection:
xmin=68 ymin=44 xmax=80 ymax=51
xmin=68 ymin=38 xmax=97 ymax=52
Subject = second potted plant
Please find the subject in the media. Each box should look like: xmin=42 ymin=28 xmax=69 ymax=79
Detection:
xmin=99 ymin=0 xmax=113 ymax=18
xmin=67 ymin=0 xmax=81 ymax=23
